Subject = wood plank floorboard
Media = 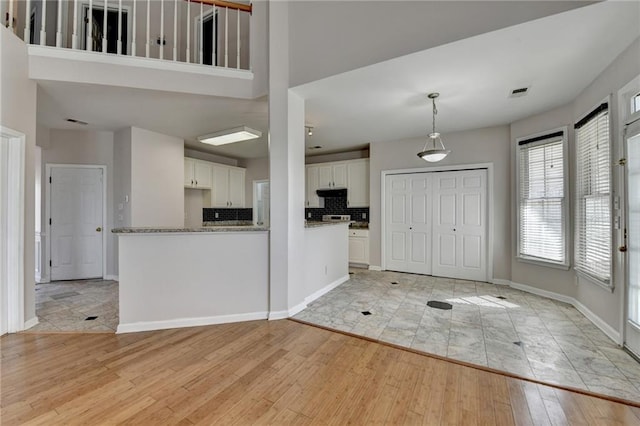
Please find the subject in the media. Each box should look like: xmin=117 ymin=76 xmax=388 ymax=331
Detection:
xmin=2 ymin=319 xmax=640 ymax=425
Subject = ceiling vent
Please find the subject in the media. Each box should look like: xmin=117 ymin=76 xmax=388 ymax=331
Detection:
xmin=509 ymin=87 xmax=529 ymax=98
xmin=66 ymin=118 xmax=88 ymax=125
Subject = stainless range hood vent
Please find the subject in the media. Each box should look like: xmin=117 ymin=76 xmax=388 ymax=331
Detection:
xmin=316 ymin=188 xmax=347 ymax=198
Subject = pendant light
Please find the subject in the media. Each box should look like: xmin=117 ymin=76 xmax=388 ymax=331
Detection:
xmin=417 ymin=92 xmax=450 ymax=162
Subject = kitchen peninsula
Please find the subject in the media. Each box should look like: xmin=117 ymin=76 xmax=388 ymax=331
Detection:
xmin=113 ymin=221 xmax=349 ymax=333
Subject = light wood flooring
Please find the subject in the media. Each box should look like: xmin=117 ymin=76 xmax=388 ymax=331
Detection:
xmin=2 ymin=320 xmax=640 ymax=425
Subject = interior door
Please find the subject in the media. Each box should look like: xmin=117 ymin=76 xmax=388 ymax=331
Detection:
xmin=432 ymin=169 xmax=487 ymax=281
xmin=625 ymin=120 xmax=640 ymax=357
xmin=50 ymin=167 xmax=103 ymax=281
xmin=385 ymin=173 xmax=432 ymax=274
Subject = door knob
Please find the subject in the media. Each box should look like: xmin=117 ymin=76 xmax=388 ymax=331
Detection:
xmin=96 ymin=227 xmax=102 ymax=232
xmin=619 ymin=246 xmax=627 ymax=252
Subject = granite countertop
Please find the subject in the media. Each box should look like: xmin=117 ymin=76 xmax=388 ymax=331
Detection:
xmin=304 ymin=220 xmax=351 ymax=229
xmin=112 ymin=226 xmax=269 ymax=234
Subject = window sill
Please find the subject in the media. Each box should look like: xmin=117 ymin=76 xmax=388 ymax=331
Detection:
xmin=516 ymin=256 xmax=570 ymax=270
xmin=575 ymin=269 xmax=614 ymax=292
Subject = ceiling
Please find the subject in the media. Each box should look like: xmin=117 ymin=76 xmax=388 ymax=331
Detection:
xmin=36 ymin=1 xmax=640 ymax=159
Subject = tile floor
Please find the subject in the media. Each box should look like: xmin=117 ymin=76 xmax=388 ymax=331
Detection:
xmin=294 ymin=268 xmax=640 ymax=403
xmin=28 ymin=279 xmax=119 ymax=332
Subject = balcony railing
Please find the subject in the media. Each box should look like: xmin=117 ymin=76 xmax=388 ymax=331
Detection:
xmin=3 ymin=0 xmax=251 ymax=70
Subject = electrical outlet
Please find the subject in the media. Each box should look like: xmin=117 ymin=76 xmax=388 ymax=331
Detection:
xmin=215 ymin=212 xmax=219 ymax=219
xmin=362 ymin=213 xmax=367 ymax=219
xmin=308 ymin=212 xmax=312 ymax=218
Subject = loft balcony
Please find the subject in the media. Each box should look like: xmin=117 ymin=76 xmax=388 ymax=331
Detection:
xmin=3 ymin=0 xmax=264 ymax=98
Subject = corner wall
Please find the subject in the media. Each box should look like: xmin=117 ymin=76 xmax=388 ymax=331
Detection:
xmin=0 ymin=27 xmax=38 ymax=323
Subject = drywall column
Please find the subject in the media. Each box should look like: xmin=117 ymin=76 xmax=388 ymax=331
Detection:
xmin=268 ymin=1 xmax=307 ymax=318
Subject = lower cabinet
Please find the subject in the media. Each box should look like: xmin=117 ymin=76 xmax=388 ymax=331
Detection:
xmin=349 ymin=229 xmax=369 ymax=265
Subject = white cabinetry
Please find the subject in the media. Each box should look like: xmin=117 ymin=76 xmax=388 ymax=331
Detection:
xmin=347 ymin=159 xmax=369 ymax=207
xmin=318 ymin=163 xmax=347 ymax=189
xmin=305 ymin=159 xmax=369 ymax=207
xmin=306 ymin=165 xmax=321 ymax=207
xmin=210 ymin=164 xmax=245 ymax=208
xmin=349 ymin=229 xmax=369 ymax=265
xmin=184 ymin=158 xmax=212 ymax=189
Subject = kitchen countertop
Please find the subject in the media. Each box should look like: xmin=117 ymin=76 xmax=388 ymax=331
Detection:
xmin=304 ymin=221 xmax=351 ymax=229
xmin=112 ymin=226 xmax=269 ymax=234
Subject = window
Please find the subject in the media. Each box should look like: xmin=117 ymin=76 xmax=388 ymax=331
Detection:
xmin=633 ymin=92 xmax=640 ymax=114
xmin=517 ymin=130 xmax=567 ymax=266
xmin=574 ymin=103 xmax=611 ymax=284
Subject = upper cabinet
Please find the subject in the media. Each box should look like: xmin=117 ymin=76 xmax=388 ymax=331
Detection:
xmin=210 ymin=163 xmax=246 ymax=208
xmin=184 ymin=158 xmax=213 ymax=189
xmin=305 ymin=158 xmax=369 ymax=207
xmin=318 ymin=163 xmax=347 ymax=189
xmin=347 ymin=159 xmax=369 ymax=208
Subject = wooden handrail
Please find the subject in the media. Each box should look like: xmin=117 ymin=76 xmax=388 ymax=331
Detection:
xmin=187 ymin=0 xmax=251 ymax=13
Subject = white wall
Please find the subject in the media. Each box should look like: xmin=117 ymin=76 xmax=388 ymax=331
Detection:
xmin=0 ymin=26 xmax=38 ymax=323
xmin=184 ymin=148 xmax=238 ymax=167
xmin=369 ymin=126 xmax=512 ymax=281
xmin=40 ymin=129 xmax=117 ymax=278
xmin=305 ymin=149 xmax=369 ymax=165
xmin=288 ymin=1 xmax=593 ymax=87
xmin=130 ymin=127 xmax=184 ymax=227
xmin=239 ymin=156 xmax=269 ymax=208
xmin=304 ymin=223 xmax=349 ymax=304
xmin=184 ymin=188 xmax=206 ymax=227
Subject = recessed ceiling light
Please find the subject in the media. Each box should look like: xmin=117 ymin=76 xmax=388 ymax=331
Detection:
xmin=198 ymin=126 xmax=262 ymax=146
xmin=65 ymin=118 xmax=88 ymax=125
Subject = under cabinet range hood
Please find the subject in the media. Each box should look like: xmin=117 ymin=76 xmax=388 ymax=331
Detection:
xmin=316 ymin=188 xmax=347 ymax=198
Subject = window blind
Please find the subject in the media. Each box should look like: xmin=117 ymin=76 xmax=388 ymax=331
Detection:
xmin=518 ymin=133 xmax=565 ymax=264
xmin=575 ymin=104 xmax=611 ymax=283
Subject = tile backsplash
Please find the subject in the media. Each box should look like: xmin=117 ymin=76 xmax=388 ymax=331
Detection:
xmin=203 ymin=208 xmax=253 ymax=222
xmin=305 ymin=195 xmax=369 ymax=222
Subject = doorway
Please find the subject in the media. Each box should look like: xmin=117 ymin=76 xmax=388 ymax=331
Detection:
xmin=253 ymin=180 xmax=270 ymax=226
xmin=82 ymin=4 xmax=129 ymax=54
xmin=195 ymin=10 xmax=219 ymax=65
xmin=384 ymin=168 xmax=488 ymax=282
xmin=625 ymin=118 xmax=640 ymax=357
xmin=47 ymin=165 xmax=106 ymax=281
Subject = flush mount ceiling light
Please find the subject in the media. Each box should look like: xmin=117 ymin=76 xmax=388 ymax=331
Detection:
xmin=306 ymin=126 xmax=314 ymax=136
xmin=197 ymin=126 xmax=262 ymax=146
xmin=417 ymin=92 xmax=450 ymax=163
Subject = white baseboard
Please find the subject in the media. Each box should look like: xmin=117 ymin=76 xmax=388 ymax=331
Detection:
xmin=573 ymin=300 xmax=621 ymax=344
xmin=23 ymin=317 xmax=39 ymax=330
xmin=368 ymin=265 xmax=383 ymax=271
xmin=116 ymin=311 xmax=268 ymax=334
xmin=305 ymin=275 xmax=349 ymax=306
xmin=508 ymin=280 xmax=620 ymax=344
xmin=287 ymin=301 xmax=308 ymax=318
xmin=36 ymin=276 xmax=50 ymax=284
xmin=268 ymin=310 xmax=290 ymax=320
xmin=104 ymin=275 xmax=119 ymax=281
xmin=509 ymin=281 xmax=575 ymax=305
xmin=490 ymin=278 xmax=511 ymax=286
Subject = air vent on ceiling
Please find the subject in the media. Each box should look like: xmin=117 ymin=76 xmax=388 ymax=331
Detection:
xmin=509 ymin=87 xmax=529 ymax=98
xmin=66 ymin=118 xmax=88 ymax=125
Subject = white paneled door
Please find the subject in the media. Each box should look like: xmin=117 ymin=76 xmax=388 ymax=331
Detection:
xmin=50 ymin=167 xmax=103 ymax=281
xmin=384 ymin=169 xmax=487 ymax=282
xmin=432 ymin=170 xmax=487 ymax=281
xmin=625 ymin=122 xmax=640 ymax=358
xmin=385 ymin=174 xmax=432 ymax=274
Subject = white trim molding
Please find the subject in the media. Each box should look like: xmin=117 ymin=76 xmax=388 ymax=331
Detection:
xmin=24 ymin=317 xmax=39 ymax=330
xmin=368 ymin=265 xmax=383 ymax=271
xmin=1 ymin=127 xmax=26 ymax=333
xmin=509 ymin=280 xmax=620 ymax=344
xmin=104 ymin=275 xmax=119 ymax=281
xmin=117 ymin=311 xmax=269 ymax=334
xmin=269 ymin=275 xmax=350 ymax=320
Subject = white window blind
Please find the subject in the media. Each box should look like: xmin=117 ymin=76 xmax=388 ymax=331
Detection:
xmin=518 ymin=131 xmax=566 ymax=264
xmin=575 ymin=103 xmax=611 ymax=284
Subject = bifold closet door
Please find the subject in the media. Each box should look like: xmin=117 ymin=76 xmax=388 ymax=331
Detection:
xmin=385 ymin=174 xmax=432 ymax=274
xmin=432 ymin=169 xmax=487 ymax=281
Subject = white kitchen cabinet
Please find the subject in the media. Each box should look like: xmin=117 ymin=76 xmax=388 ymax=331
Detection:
xmin=306 ymin=165 xmax=321 ymax=207
xmin=318 ymin=163 xmax=347 ymax=189
xmin=184 ymin=158 xmax=212 ymax=189
xmin=349 ymin=229 xmax=369 ymax=265
xmin=210 ymin=164 xmax=245 ymax=207
xmin=347 ymin=159 xmax=369 ymax=207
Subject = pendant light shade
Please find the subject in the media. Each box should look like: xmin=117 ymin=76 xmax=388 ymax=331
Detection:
xmin=417 ymin=93 xmax=450 ymax=162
